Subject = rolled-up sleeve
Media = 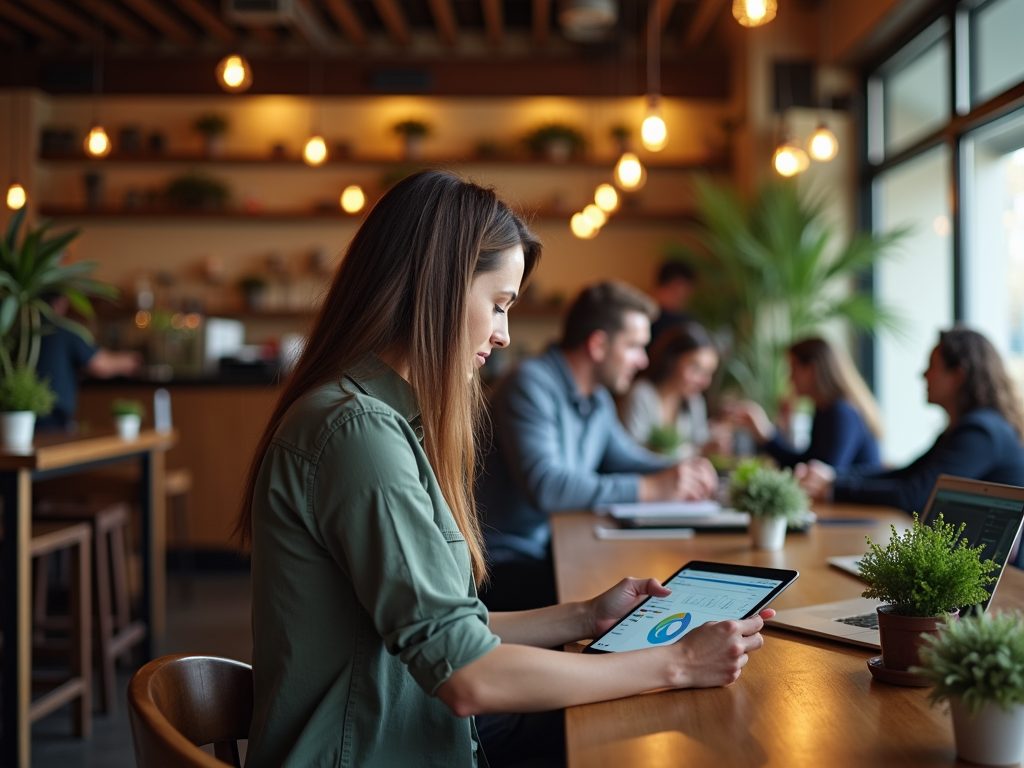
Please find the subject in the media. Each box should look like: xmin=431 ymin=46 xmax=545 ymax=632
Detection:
xmin=311 ymin=409 xmax=499 ymax=695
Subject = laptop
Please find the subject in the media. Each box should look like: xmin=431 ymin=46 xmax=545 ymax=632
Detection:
xmin=766 ymin=475 xmax=1024 ymax=649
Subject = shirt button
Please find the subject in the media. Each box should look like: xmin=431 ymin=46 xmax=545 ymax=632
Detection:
xmin=414 ymin=426 xmax=424 ymax=442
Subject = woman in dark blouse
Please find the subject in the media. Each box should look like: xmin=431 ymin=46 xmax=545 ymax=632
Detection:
xmin=798 ymin=328 xmax=1024 ymax=514
xmin=728 ymin=337 xmax=882 ymax=469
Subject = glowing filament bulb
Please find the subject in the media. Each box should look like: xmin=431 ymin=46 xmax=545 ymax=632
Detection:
xmin=340 ymin=185 xmax=366 ymax=213
xmin=595 ymin=183 xmax=618 ymax=212
xmin=808 ymin=125 xmax=839 ymax=162
xmin=570 ymin=212 xmax=598 ymax=239
xmin=773 ymin=141 xmax=809 ymax=177
xmin=217 ymin=54 xmax=253 ymax=93
xmin=641 ymin=111 xmax=668 ymax=153
xmin=583 ymin=204 xmax=607 ymax=229
xmin=732 ymin=0 xmax=776 ymax=27
xmin=6 ymin=183 xmax=26 ymax=210
xmin=614 ymin=152 xmax=646 ymax=191
xmin=85 ymin=126 xmax=111 ymax=157
xmin=303 ymin=135 xmax=328 ymax=166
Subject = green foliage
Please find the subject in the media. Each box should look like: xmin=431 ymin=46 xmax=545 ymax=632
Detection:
xmin=193 ymin=113 xmax=229 ymax=136
xmin=859 ymin=513 xmax=998 ymax=618
xmin=913 ymin=612 xmax=1024 ymax=716
xmin=0 ymin=208 xmax=117 ymax=377
xmin=238 ymin=274 xmax=268 ymax=292
xmin=609 ymin=124 xmax=631 ymax=140
xmin=0 ymin=366 xmax=56 ymax=415
xmin=523 ymin=124 xmax=586 ymax=156
xmin=646 ymin=424 xmax=683 ymax=456
xmin=165 ymin=174 xmax=231 ymax=210
xmin=729 ymin=459 xmax=807 ymax=520
xmin=664 ymin=178 xmax=909 ymax=415
xmin=111 ymin=398 xmax=145 ymax=418
xmin=393 ymin=119 xmax=430 ymax=137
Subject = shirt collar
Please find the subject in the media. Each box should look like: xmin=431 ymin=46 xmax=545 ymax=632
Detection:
xmin=544 ymin=344 xmax=595 ymax=416
xmin=343 ymin=355 xmax=421 ymax=425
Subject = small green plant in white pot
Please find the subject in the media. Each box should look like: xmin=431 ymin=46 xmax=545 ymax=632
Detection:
xmin=913 ymin=611 xmax=1024 ymax=766
xmin=859 ymin=513 xmax=997 ymax=675
xmin=729 ymin=459 xmax=807 ymax=551
xmin=111 ymin=398 xmax=145 ymax=441
xmin=0 ymin=366 xmax=57 ymax=452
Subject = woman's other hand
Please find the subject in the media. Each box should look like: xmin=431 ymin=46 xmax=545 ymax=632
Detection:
xmin=588 ymin=577 xmax=672 ymax=637
xmin=795 ymin=459 xmax=835 ymax=501
xmin=723 ymin=401 xmax=776 ymax=444
xmin=669 ymin=609 xmax=775 ymax=688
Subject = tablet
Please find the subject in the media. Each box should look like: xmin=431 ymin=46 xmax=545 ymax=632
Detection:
xmin=582 ymin=561 xmax=799 ymax=654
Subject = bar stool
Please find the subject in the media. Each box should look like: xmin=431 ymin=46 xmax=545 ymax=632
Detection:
xmin=34 ymin=501 xmax=147 ymax=714
xmin=2 ymin=522 xmax=92 ymax=737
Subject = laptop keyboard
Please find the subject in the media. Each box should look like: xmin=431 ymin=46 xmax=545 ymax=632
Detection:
xmin=834 ymin=612 xmax=879 ymax=630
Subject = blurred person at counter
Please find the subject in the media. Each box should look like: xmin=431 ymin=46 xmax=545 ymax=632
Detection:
xmin=477 ymin=281 xmax=718 ymax=612
xmin=648 ymin=259 xmax=697 ymax=351
xmin=37 ymin=294 xmax=143 ymax=432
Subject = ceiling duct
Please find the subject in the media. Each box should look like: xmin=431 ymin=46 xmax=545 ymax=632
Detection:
xmin=223 ymin=0 xmax=331 ymax=49
xmin=558 ymin=0 xmax=618 ymax=42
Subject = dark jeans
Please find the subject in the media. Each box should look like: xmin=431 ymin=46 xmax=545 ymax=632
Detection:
xmin=480 ymin=556 xmax=558 ymax=613
xmin=477 ymin=710 xmax=567 ymax=768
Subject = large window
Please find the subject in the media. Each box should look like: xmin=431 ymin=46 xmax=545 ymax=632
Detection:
xmin=880 ymin=21 xmax=951 ymax=157
xmin=972 ymin=0 xmax=1024 ymax=105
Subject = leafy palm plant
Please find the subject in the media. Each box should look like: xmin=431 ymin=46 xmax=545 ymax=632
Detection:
xmin=667 ymin=178 xmax=909 ymax=414
xmin=0 ymin=208 xmax=117 ymax=377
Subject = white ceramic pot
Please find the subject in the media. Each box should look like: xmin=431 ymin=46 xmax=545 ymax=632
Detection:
xmin=0 ymin=411 xmax=36 ymax=453
xmin=115 ymin=414 xmax=141 ymax=441
xmin=950 ymin=697 xmax=1024 ymax=766
xmin=403 ymin=134 xmax=424 ymax=160
xmin=749 ymin=515 xmax=787 ymax=551
xmin=545 ymin=138 xmax=572 ymax=163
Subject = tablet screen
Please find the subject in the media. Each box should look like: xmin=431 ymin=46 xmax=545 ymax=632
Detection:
xmin=587 ymin=567 xmax=787 ymax=653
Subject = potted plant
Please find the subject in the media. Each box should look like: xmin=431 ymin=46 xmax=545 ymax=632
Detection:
xmin=859 ymin=513 xmax=997 ymax=676
xmin=912 ymin=612 xmax=1024 ymax=766
xmin=0 ymin=366 xmax=57 ymax=451
xmin=238 ymin=275 xmax=268 ymax=312
xmin=729 ymin=459 xmax=806 ymax=550
xmin=193 ymin=113 xmax=229 ymax=157
xmin=165 ymin=174 xmax=231 ymax=211
xmin=111 ymin=398 xmax=145 ymax=440
xmin=393 ymin=120 xmax=430 ymax=160
xmin=609 ymin=124 xmax=631 ymax=153
xmin=646 ymin=424 xmax=684 ymax=457
xmin=523 ymin=124 xmax=586 ymax=163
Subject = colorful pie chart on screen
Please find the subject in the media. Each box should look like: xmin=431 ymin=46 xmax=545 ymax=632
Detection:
xmin=647 ymin=612 xmax=692 ymax=644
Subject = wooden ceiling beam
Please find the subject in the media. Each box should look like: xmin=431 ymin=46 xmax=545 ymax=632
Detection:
xmin=532 ymin=0 xmax=549 ymax=48
xmin=0 ymin=1 xmax=67 ymax=42
xmin=117 ymin=0 xmax=195 ymax=45
xmin=372 ymin=0 xmax=411 ymax=48
xmin=322 ymin=0 xmax=367 ymax=47
xmin=74 ymin=0 xmax=153 ymax=44
xmin=290 ymin=0 xmax=334 ymax=50
xmin=685 ymin=0 xmax=727 ymax=47
xmin=480 ymin=0 xmax=502 ymax=48
xmin=427 ymin=0 xmax=458 ymax=48
xmin=15 ymin=0 xmax=97 ymax=41
xmin=174 ymin=0 xmax=236 ymax=46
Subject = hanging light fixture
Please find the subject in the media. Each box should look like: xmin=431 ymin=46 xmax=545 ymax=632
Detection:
xmin=216 ymin=54 xmax=253 ymax=93
xmin=6 ymin=94 xmax=26 ymax=210
xmin=85 ymin=125 xmax=112 ymax=157
xmin=6 ymin=183 xmax=26 ymax=211
xmin=733 ymin=0 xmax=777 ymax=27
xmin=773 ymin=137 xmax=809 ymax=177
xmin=303 ymin=136 xmax=327 ymax=166
xmin=84 ymin=21 xmax=111 ymax=158
xmin=303 ymin=55 xmax=327 ymax=166
xmin=570 ymin=212 xmax=599 ymax=239
xmin=614 ymin=152 xmax=647 ymax=191
xmin=594 ymin=183 xmax=619 ymax=212
xmin=340 ymin=185 xmax=365 ymax=213
xmin=808 ymin=123 xmax=838 ymax=162
xmin=583 ymin=204 xmax=607 ymax=229
xmin=641 ymin=0 xmax=668 ymax=152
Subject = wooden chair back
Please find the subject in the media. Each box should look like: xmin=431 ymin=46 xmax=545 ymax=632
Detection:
xmin=128 ymin=655 xmax=253 ymax=768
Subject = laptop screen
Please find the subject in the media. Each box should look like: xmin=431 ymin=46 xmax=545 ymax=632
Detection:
xmin=924 ymin=486 xmax=1024 ymax=606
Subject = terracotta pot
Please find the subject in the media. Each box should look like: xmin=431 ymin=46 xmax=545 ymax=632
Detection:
xmin=877 ymin=605 xmax=959 ymax=671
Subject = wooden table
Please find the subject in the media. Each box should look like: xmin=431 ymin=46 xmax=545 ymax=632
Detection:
xmin=552 ymin=505 xmax=1024 ymax=768
xmin=0 ymin=429 xmax=176 ymax=768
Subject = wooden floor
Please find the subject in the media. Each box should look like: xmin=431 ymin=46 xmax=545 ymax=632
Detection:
xmin=30 ymin=571 xmax=253 ymax=768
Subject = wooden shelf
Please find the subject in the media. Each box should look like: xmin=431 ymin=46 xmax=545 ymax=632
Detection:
xmin=38 ymin=151 xmax=730 ymax=172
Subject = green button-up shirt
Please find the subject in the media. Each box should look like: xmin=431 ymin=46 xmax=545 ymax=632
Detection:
xmin=246 ymin=357 xmax=500 ymax=768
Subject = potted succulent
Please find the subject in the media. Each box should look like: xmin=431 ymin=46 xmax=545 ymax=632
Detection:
xmin=859 ymin=513 xmax=997 ymax=675
xmin=238 ymin=275 xmax=269 ymax=312
xmin=913 ymin=612 xmax=1024 ymax=766
xmin=729 ymin=459 xmax=806 ymax=551
xmin=393 ymin=120 xmax=430 ymax=160
xmin=646 ymin=424 xmax=684 ymax=458
xmin=0 ymin=366 xmax=57 ymax=451
xmin=523 ymin=124 xmax=586 ymax=163
xmin=111 ymin=398 xmax=145 ymax=440
xmin=194 ymin=113 xmax=229 ymax=157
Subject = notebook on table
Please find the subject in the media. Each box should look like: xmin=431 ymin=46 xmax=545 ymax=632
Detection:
xmin=765 ymin=475 xmax=1024 ymax=649
xmin=602 ymin=501 xmax=816 ymax=531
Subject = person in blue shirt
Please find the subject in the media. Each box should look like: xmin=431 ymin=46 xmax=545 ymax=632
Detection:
xmin=727 ymin=337 xmax=882 ymax=469
xmin=798 ymin=328 xmax=1024 ymax=515
xmin=477 ymin=281 xmax=719 ymax=612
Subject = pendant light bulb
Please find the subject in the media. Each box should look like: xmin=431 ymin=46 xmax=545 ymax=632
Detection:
xmin=6 ymin=183 xmax=26 ymax=210
xmin=808 ymin=124 xmax=839 ymax=162
xmin=570 ymin=212 xmax=598 ymax=240
xmin=340 ymin=185 xmax=366 ymax=214
xmin=583 ymin=204 xmax=607 ymax=229
xmin=773 ymin=138 xmax=809 ymax=177
xmin=594 ymin=183 xmax=619 ymax=213
xmin=217 ymin=54 xmax=253 ymax=93
xmin=303 ymin=135 xmax=328 ymax=166
xmin=733 ymin=0 xmax=777 ymax=27
xmin=614 ymin=152 xmax=647 ymax=191
xmin=641 ymin=100 xmax=668 ymax=153
xmin=85 ymin=125 xmax=111 ymax=157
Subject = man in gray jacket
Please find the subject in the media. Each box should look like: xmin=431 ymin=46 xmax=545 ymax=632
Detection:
xmin=478 ymin=281 xmax=717 ymax=611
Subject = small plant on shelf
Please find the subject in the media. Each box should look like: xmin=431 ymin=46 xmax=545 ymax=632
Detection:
xmin=111 ymin=397 xmax=144 ymax=439
xmin=523 ymin=123 xmax=586 ymax=162
xmin=164 ymin=174 xmax=231 ymax=211
xmin=111 ymin=398 xmax=145 ymax=418
xmin=0 ymin=366 xmax=57 ymax=415
xmin=238 ymin=274 xmax=269 ymax=311
xmin=393 ymin=119 xmax=430 ymax=138
xmin=393 ymin=120 xmax=430 ymax=160
xmin=193 ymin=113 xmax=229 ymax=136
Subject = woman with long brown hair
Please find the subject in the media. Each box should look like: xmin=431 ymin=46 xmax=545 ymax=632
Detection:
xmin=799 ymin=328 xmax=1024 ymax=513
xmin=238 ymin=170 xmax=772 ymax=768
xmin=728 ymin=337 xmax=881 ymax=469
